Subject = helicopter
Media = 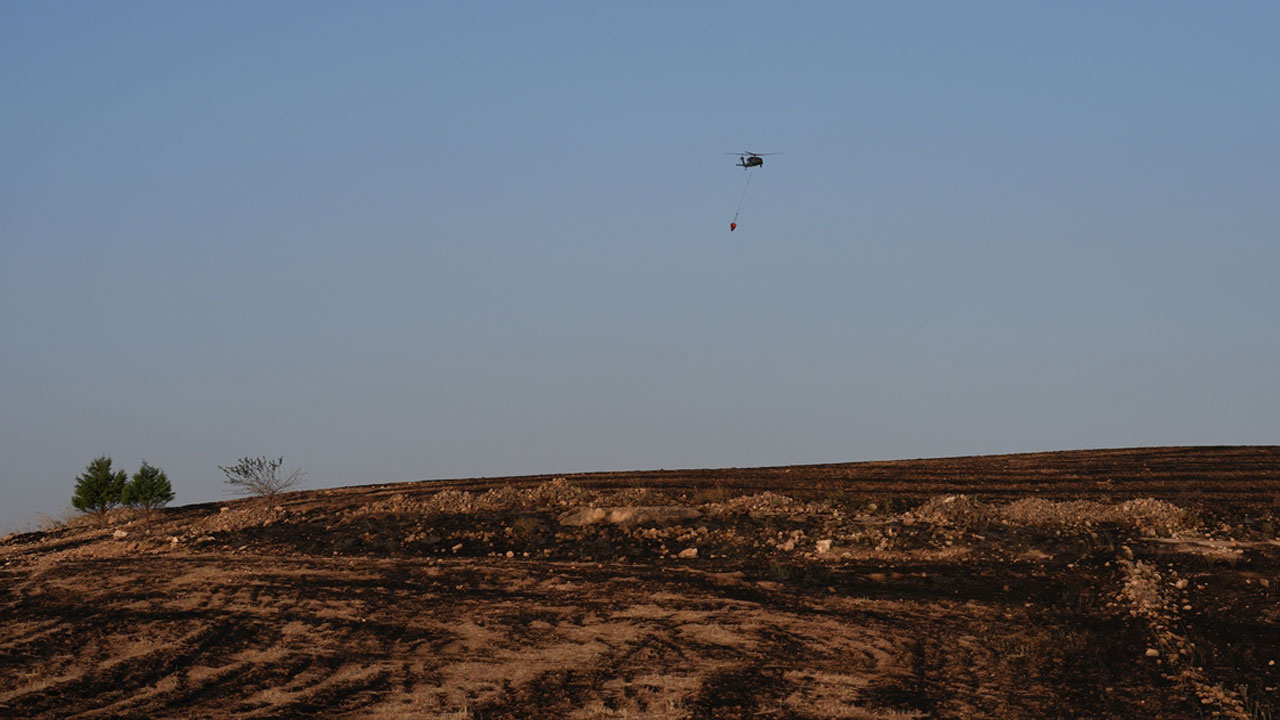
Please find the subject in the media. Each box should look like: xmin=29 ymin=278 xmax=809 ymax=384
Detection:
xmin=729 ymin=151 xmax=780 ymax=169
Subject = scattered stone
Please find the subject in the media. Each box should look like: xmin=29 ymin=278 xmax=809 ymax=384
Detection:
xmin=678 ymin=547 xmax=698 ymax=559
xmin=1146 ymin=648 xmax=1160 ymax=658
xmin=112 ymin=530 xmax=128 ymax=539
xmin=815 ymin=539 xmax=833 ymax=554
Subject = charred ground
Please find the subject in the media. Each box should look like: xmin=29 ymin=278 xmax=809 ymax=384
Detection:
xmin=2 ymin=446 xmax=1278 ymax=719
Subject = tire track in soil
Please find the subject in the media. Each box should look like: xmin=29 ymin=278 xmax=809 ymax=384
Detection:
xmin=398 ymin=446 xmax=1279 ymax=504
xmin=688 ymin=665 xmax=791 ymax=719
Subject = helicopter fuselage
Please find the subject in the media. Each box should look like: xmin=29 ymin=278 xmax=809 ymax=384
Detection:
xmin=737 ymin=155 xmax=764 ymax=169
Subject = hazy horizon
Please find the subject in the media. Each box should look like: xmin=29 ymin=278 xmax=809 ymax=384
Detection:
xmin=3 ymin=2 xmax=1277 ymax=533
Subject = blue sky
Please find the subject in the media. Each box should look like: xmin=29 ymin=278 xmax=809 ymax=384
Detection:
xmin=2 ymin=1 xmax=1277 ymax=531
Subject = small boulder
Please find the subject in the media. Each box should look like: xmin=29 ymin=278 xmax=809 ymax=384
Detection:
xmin=606 ymin=506 xmax=701 ymax=527
xmin=559 ymin=506 xmax=701 ymax=528
xmin=112 ymin=530 xmax=129 ymax=539
xmin=558 ymin=507 xmax=608 ymax=526
xmin=678 ymin=547 xmax=698 ymax=559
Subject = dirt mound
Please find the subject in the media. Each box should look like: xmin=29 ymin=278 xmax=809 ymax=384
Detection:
xmin=911 ymin=494 xmax=988 ymax=526
xmin=911 ymin=495 xmax=1196 ymax=537
xmin=1001 ymin=497 xmax=1194 ymax=535
xmin=710 ymin=491 xmax=812 ymax=516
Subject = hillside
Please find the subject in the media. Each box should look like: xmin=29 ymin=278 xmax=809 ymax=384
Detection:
xmin=2 ymin=446 xmax=1278 ymax=719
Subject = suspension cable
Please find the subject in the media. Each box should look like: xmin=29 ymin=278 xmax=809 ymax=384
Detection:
xmin=732 ymin=167 xmax=754 ymax=224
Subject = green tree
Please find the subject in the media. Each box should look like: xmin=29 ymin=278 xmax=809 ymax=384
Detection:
xmin=72 ymin=456 xmax=127 ymax=527
xmin=218 ymin=456 xmax=304 ymax=497
xmin=122 ymin=460 xmax=175 ymax=523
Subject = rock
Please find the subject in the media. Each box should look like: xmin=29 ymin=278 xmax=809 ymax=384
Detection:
xmin=112 ymin=530 xmax=129 ymax=539
xmin=1145 ymin=648 xmax=1160 ymax=657
xmin=558 ymin=506 xmax=701 ymax=528
xmin=529 ymin=620 xmax=554 ymax=631
xmin=451 ymin=543 xmax=463 ymax=552
xmin=557 ymin=507 xmax=608 ymax=526
xmin=678 ymin=547 xmax=698 ymax=559
xmin=815 ymin=539 xmax=833 ymax=554
xmin=606 ymin=506 xmax=702 ymax=527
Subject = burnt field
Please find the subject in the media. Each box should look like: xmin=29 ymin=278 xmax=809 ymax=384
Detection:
xmin=2 ymin=446 xmax=1278 ymax=719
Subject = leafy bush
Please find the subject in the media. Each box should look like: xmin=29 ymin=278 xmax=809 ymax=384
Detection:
xmin=72 ymin=456 xmax=127 ymax=527
xmin=123 ymin=460 xmax=175 ymax=522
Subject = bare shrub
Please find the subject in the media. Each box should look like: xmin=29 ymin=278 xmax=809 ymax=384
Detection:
xmin=219 ymin=456 xmax=305 ymax=497
xmin=510 ymin=515 xmax=543 ymax=541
